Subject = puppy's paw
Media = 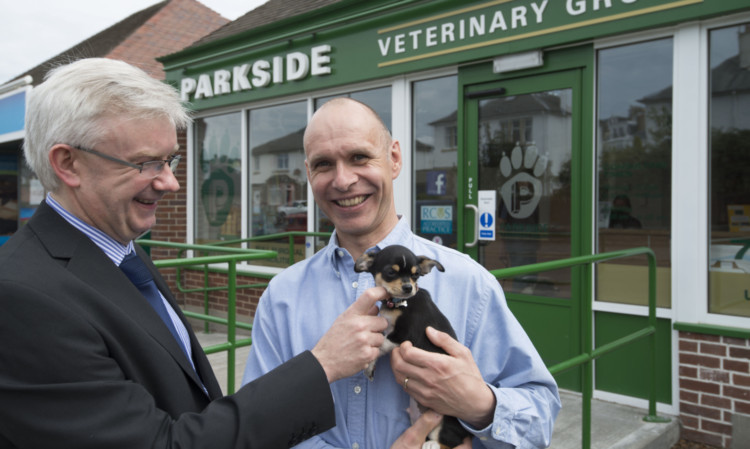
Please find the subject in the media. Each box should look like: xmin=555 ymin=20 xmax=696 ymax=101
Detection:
xmin=364 ymin=360 xmax=376 ymax=381
xmin=421 ymin=441 xmax=440 ymax=449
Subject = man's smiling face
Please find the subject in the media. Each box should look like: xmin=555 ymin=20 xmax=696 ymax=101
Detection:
xmin=304 ymin=100 xmax=401 ymax=250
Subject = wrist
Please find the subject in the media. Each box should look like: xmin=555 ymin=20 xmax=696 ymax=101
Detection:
xmin=463 ymin=384 xmax=496 ymax=429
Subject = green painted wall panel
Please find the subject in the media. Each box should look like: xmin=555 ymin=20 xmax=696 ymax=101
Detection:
xmin=594 ymin=312 xmax=671 ymax=403
xmin=508 ymin=297 xmax=580 ymax=391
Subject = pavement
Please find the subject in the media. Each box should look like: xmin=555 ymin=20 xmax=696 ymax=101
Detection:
xmin=196 ymin=332 xmax=680 ymax=449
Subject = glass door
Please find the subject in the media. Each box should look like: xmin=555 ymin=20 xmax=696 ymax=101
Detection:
xmin=463 ymin=70 xmax=584 ymax=390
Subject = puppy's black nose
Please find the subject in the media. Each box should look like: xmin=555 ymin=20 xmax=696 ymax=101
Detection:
xmin=402 ymin=284 xmax=413 ymax=294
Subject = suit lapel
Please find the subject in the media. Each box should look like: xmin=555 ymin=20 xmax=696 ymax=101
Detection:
xmin=28 ymin=203 xmax=216 ymax=397
xmin=133 ymin=245 xmax=222 ymax=397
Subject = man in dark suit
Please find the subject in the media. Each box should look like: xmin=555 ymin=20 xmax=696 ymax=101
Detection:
xmin=0 ymin=58 xmax=400 ymax=448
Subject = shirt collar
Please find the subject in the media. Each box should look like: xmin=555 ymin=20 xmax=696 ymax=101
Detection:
xmin=45 ymin=193 xmax=134 ymax=265
xmin=324 ymin=215 xmax=412 ymax=272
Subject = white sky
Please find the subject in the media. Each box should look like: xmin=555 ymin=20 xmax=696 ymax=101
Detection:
xmin=0 ymin=0 xmax=269 ymax=84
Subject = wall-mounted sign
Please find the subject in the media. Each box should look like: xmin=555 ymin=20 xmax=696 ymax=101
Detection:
xmin=420 ymin=205 xmax=453 ymax=234
xmin=478 ymin=190 xmax=496 ymax=241
xmin=426 ymin=170 xmax=447 ymax=196
xmin=179 ymin=45 xmax=332 ymax=102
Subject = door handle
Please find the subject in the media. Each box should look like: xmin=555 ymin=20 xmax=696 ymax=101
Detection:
xmin=465 ymin=204 xmax=479 ymax=247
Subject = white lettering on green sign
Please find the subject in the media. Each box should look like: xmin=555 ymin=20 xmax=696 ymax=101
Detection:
xmin=180 ymin=45 xmax=332 ymax=102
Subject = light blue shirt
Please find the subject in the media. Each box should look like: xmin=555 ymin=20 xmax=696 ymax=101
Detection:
xmin=242 ymin=218 xmax=560 ymax=449
xmin=45 ymin=194 xmax=195 ymax=368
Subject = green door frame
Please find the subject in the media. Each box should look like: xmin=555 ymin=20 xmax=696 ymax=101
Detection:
xmin=456 ymin=44 xmax=595 ymax=390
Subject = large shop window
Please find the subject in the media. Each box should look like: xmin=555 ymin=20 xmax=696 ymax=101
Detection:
xmin=194 ymin=112 xmax=242 ymax=243
xmin=412 ymin=76 xmax=458 ymax=248
xmin=596 ymin=38 xmax=673 ymax=308
xmin=246 ymin=101 xmax=308 ymax=267
xmin=708 ymin=23 xmax=750 ymax=318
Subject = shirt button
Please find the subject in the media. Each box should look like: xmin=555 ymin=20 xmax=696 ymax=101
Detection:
xmin=354 ymin=385 xmax=362 ymax=394
xmin=352 ymin=443 xmax=360 ymax=449
xmin=352 ymin=281 xmax=358 ymax=289
xmin=337 ymin=250 xmax=344 ymax=257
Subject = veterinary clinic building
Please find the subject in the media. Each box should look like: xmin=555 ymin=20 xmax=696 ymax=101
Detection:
xmin=160 ymin=0 xmax=750 ymax=446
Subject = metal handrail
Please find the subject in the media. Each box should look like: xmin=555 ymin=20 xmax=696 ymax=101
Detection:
xmin=137 ymin=232 xmax=332 ymax=392
xmin=136 ymin=239 xmax=279 ymax=393
xmin=489 ymin=247 xmax=670 ymax=449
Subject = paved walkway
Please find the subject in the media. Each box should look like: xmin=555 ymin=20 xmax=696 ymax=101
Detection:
xmin=196 ymin=332 xmax=680 ymax=448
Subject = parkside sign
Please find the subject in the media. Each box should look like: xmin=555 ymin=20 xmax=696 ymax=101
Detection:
xmin=180 ymin=45 xmax=332 ymax=102
xmin=178 ymin=0 xmax=701 ymax=103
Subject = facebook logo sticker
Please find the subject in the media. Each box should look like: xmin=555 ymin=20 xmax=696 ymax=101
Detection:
xmin=426 ymin=171 xmax=447 ymax=196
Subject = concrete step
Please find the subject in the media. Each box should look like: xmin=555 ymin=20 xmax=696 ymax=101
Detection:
xmin=197 ymin=332 xmax=680 ymax=449
xmin=551 ymin=390 xmax=679 ymax=449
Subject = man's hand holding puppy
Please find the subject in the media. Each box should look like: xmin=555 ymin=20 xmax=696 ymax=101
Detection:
xmin=312 ymin=287 xmax=389 ymax=383
xmin=391 ymin=326 xmax=497 ymax=430
xmin=390 ymin=412 xmax=472 ymax=449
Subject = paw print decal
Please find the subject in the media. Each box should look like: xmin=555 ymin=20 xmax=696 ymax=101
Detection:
xmin=498 ymin=142 xmax=548 ymax=219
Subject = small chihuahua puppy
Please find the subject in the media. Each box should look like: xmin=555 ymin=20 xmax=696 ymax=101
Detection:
xmin=355 ymin=244 xmax=470 ymax=449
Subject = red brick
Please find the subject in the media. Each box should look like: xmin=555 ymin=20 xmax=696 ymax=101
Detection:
xmin=680 ymin=366 xmax=698 ymax=378
xmin=735 ymin=373 xmax=750 ymax=387
xmin=723 ymin=336 xmax=748 ymax=346
xmin=682 ymin=378 xmax=721 ymax=394
xmin=681 ymin=390 xmax=699 ymax=403
xmin=735 ymin=400 xmax=750 ymax=414
xmin=680 ymin=340 xmax=699 ymax=352
xmin=680 ymin=428 xmax=724 ymax=447
xmin=730 ymin=347 xmax=750 ymax=359
xmin=701 ymin=342 xmax=727 ymax=357
xmin=680 ymin=353 xmax=721 ymax=368
xmin=724 ymin=385 xmax=750 ymax=401
xmin=680 ymin=401 xmax=722 ymax=420
xmin=701 ymin=394 xmax=731 ymax=410
xmin=681 ymin=414 xmax=699 ymax=429
xmin=724 ymin=359 xmax=750 ymax=373
xmin=702 ymin=419 xmax=732 ymax=435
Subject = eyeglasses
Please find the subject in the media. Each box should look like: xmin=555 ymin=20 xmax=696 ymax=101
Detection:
xmin=73 ymin=146 xmax=181 ymax=179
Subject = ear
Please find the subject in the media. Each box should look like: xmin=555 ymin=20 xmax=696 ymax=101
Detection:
xmin=354 ymin=249 xmax=378 ymax=273
xmin=417 ymin=256 xmax=445 ymax=276
xmin=389 ymin=140 xmax=402 ymax=179
xmin=48 ymin=144 xmax=82 ymax=188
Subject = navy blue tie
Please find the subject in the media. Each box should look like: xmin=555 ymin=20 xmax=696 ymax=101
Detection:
xmin=119 ymin=252 xmax=190 ymax=359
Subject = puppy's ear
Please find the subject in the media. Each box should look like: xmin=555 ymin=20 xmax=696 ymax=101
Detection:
xmin=417 ymin=256 xmax=445 ymax=275
xmin=354 ymin=249 xmax=378 ymax=273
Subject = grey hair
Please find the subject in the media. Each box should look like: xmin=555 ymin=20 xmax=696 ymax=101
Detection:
xmin=23 ymin=58 xmax=192 ymax=192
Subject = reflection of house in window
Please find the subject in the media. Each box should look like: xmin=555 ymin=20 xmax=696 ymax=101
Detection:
xmin=709 ymin=30 xmax=750 ymax=230
xmin=277 ymin=153 xmax=289 ymax=170
xmin=598 ymin=107 xmax=646 ymax=151
xmin=445 ymin=126 xmax=458 ymax=149
xmin=250 ymin=127 xmax=306 ymax=209
xmin=477 ymin=93 xmax=571 ymax=170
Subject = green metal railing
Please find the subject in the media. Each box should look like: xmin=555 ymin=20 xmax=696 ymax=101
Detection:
xmin=490 ymin=247 xmax=670 ymax=449
xmin=170 ymin=232 xmax=332 ymax=334
xmin=137 ymin=239 xmax=280 ymax=393
xmin=139 ymin=237 xmax=670 ymax=443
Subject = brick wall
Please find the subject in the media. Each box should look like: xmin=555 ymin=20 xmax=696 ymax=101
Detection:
xmin=678 ymin=331 xmax=750 ymax=448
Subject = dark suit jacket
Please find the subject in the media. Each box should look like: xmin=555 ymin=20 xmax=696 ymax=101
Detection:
xmin=0 ymin=201 xmax=334 ymax=448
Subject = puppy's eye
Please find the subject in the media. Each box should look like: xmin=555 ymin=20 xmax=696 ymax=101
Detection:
xmin=411 ymin=274 xmax=419 ymax=281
